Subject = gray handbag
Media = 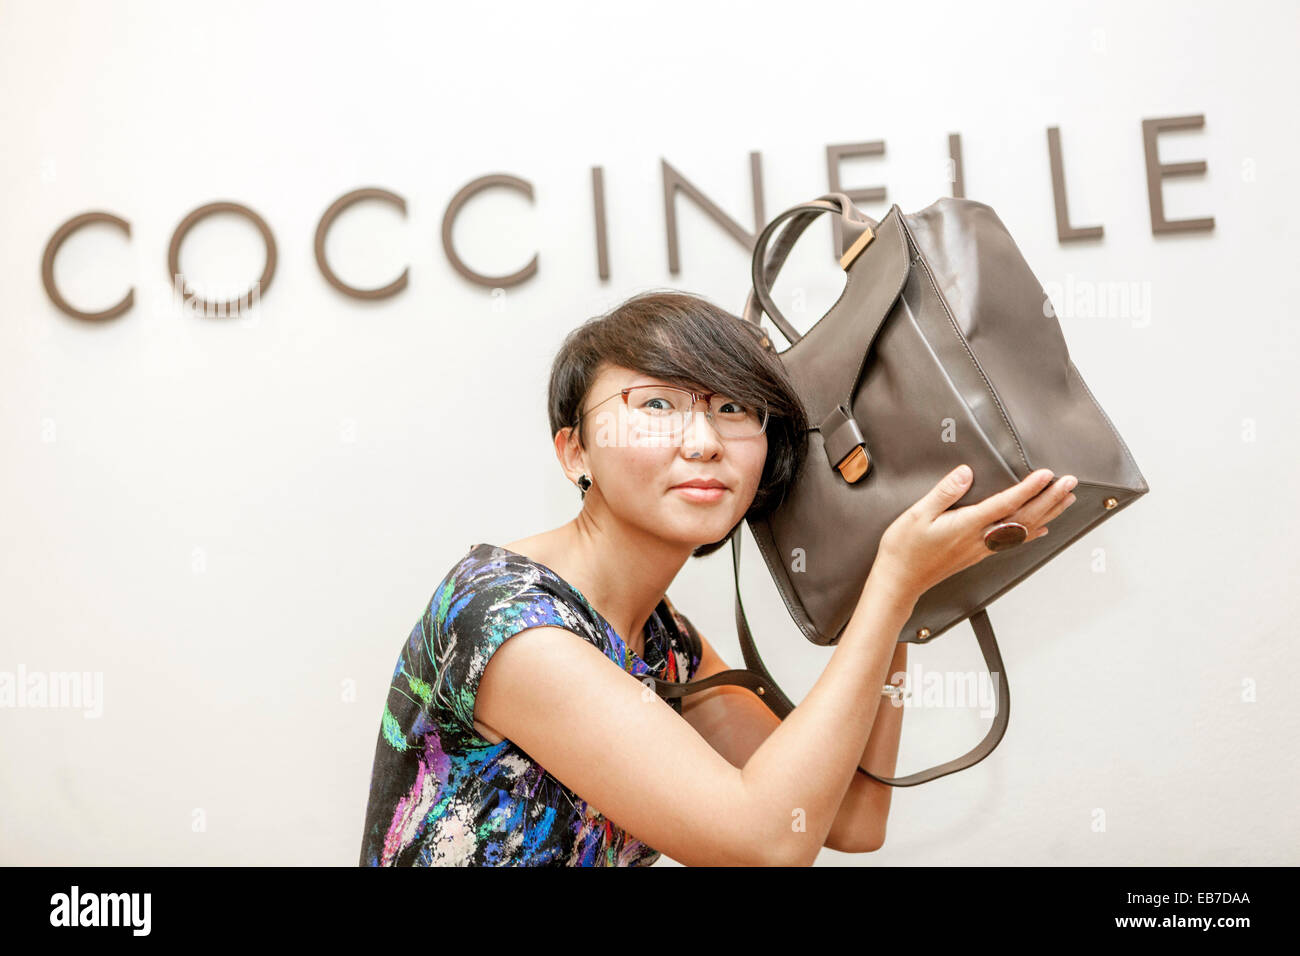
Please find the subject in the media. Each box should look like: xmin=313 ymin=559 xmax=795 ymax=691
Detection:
xmin=649 ymin=193 xmax=1150 ymax=786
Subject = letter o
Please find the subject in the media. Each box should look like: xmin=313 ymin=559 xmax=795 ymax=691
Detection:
xmin=167 ymin=201 xmax=277 ymax=315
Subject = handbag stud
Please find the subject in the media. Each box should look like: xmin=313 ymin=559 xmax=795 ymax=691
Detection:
xmin=1104 ymin=497 xmax=1118 ymax=510
xmin=916 ymin=627 xmax=931 ymax=640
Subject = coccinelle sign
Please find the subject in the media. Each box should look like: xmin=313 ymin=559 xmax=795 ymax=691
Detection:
xmin=40 ymin=115 xmax=1214 ymax=321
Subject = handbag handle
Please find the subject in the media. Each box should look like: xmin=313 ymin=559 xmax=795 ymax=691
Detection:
xmin=647 ymin=532 xmax=1012 ymax=787
xmin=742 ymin=192 xmax=880 ymax=346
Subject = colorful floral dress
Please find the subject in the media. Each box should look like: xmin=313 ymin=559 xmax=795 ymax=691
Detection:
xmin=359 ymin=542 xmax=703 ymax=866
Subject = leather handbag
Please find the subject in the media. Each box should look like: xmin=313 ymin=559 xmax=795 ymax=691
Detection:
xmin=648 ymin=192 xmax=1150 ymax=786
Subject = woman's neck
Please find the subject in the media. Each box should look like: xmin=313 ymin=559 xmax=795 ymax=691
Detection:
xmin=503 ymin=517 xmax=691 ymax=655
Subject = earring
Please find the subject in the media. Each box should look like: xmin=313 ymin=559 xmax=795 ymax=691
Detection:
xmin=577 ymin=473 xmax=592 ymax=497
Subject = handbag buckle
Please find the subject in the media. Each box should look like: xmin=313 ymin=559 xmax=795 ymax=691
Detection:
xmin=821 ymin=405 xmax=871 ymax=483
xmin=837 ymin=446 xmax=870 ymax=482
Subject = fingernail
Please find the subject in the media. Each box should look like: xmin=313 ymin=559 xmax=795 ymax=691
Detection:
xmin=1063 ymin=476 xmax=1078 ymax=491
xmin=955 ymin=464 xmax=971 ymax=483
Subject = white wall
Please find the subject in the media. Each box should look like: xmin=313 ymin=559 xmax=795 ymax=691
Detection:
xmin=1 ymin=0 xmax=1295 ymax=865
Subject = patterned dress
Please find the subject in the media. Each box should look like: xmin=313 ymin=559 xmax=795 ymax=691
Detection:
xmin=359 ymin=542 xmax=703 ymax=866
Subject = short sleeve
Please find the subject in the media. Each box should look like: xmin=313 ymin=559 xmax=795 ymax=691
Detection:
xmin=423 ymin=551 xmax=582 ymax=741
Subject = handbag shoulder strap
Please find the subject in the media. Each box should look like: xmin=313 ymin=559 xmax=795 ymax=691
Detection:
xmin=646 ymin=532 xmax=1012 ymax=787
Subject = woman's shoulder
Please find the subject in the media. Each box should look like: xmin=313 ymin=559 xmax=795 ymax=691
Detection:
xmin=424 ymin=542 xmax=597 ymax=644
xmin=430 ymin=543 xmax=560 ymax=611
xmin=449 ymin=541 xmax=539 ymax=585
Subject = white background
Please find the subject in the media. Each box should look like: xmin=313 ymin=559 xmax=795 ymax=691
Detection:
xmin=1 ymin=0 xmax=1296 ymax=866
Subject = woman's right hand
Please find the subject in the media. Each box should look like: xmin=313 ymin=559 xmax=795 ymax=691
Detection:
xmin=869 ymin=464 xmax=1079 ymax=603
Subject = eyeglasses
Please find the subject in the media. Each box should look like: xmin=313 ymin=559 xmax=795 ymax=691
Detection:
xmin=574 ymin=384 xmax=769 ymax=444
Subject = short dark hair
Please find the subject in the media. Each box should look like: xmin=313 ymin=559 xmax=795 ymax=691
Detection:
xmin=548 ymin=289 xmax=808 ymax=558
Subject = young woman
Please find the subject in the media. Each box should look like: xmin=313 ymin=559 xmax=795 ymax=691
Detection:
xmin=358 ymin=290 xmax=1078 ymax=866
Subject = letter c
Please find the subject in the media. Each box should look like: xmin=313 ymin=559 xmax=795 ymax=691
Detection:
xmin=315 ymin=187 xmax=409 ymax=299
xmin=441 ymin=173 xmax=538 ymax=288
xmin=41 ymin=211 xmax=133 ymax=321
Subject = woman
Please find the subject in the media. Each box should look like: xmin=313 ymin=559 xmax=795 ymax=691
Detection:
xmin=358 ymin=290 xmax=1078 ymax=866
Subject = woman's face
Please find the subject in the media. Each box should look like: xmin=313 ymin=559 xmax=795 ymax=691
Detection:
xmin=569 ymin=364 xmax=769 ymax=550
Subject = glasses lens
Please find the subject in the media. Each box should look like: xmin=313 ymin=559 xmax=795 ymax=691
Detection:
xmin=623 ymin=386 xmax=689 ymax=439
xmin=707 ymin=395 xmax=768 ymax=437
xmin=624 ymin=385 xmax=768 ymax=439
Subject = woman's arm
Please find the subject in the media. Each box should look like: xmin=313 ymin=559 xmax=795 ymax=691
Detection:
xmin=475 ymin=566 xmax=916 ymax=866
xmin=823 ymin=641 xmax=908 ymax=852
xmin=681 ymin=623 xmax=908 ymax=854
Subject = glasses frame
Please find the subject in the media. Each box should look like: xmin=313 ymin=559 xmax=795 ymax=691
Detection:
xmin=573 ymin=383 xmax=769 ymax=441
